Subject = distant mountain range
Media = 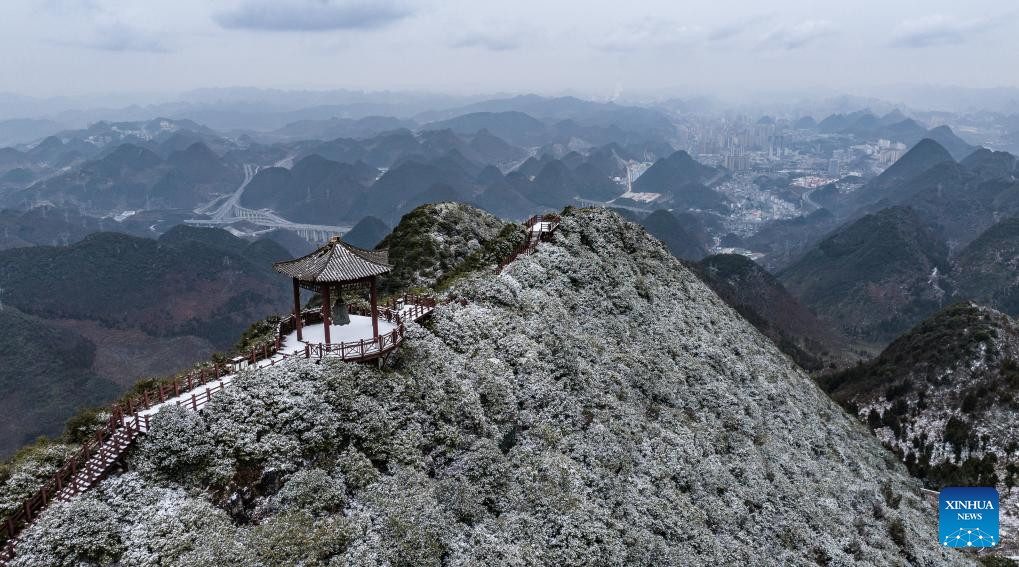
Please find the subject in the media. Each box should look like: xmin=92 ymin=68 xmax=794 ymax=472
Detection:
xmin=801 ymin=111 xmax=976 ymax=158
xmin=842 ymin=138 xmax=1019 ymax=246
xmin=779 ymin=206 xmax=951 ymax=344
xmin=0 ymin=98 xmax=696 ymax=234
xmin=638 ymin=209 xmax=709 ymax=260
xmin=776 ymin=202 xmax=1019 ymax=349
xmin=0 ymin=225 xmax=293 ymax=457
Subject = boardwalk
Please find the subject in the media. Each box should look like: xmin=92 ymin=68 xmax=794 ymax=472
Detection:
xmin=0 ymin=214 xmax=561 ymax=563
xmin=0 ymin=297 xmax=435 ymax=562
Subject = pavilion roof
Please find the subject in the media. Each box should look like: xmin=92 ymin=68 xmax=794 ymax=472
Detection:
xmin=274 ymin=236 xmax=391 ymax=283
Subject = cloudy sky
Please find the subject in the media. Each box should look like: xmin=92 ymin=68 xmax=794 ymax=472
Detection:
xmin=2 ymin=0 xmax=1017 ymax=101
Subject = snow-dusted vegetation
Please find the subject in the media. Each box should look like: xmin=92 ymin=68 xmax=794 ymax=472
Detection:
xmin=378 ymin=202 xmax=508 ymax=292
xmin=11 ymin=209 xmax=969 ymax=565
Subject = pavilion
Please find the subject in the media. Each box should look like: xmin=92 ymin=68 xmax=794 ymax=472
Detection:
xmin=274 ymin=236 xmax=391 ymax=348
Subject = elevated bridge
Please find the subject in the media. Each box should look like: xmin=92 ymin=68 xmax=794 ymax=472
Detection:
xmin=185 ymin=164 xmax=351 ymax=243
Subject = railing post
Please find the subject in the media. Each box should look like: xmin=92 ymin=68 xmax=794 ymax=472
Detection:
xmin=143 ymin=390 xmax=150 ymax=408
xmin=158 ymin=385 xmax=165 ymax=403
xmin=191 ymin=394 xmax=197 ymax=410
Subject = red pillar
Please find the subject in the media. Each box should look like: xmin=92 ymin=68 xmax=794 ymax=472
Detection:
xmin=370 ymin=276 xmax=380 ymax=339
xmin=293 ymin=278 xmax=303 ymax=341
xmin=321 ymin=284 xmax=332 ymax=344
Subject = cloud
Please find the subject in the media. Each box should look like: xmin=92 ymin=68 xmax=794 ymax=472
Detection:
xmin=451 ymin=33 xmax=521 ymax=52
xmin=59 ymin=22 xmax=169 ymax=53
xmin=761 ymin=20 xmax=836 ymax=50
xmin=594 ymin=19 xmax=699 ymax=52
xmin=41 ymin=0 xmax=101 ymax=12
xmin=215 ymin=0 xmax=413 ymax=32
xmin=888 ymin=14 xmax=1001 ymax=48
xmin=708 ymin=14 xmax=774 ymax=43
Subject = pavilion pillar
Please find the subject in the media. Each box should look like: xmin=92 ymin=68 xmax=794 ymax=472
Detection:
xmin=370 ymin=276 xmax=380 ymax=340
xmin=322 ymin=284 xmax=332 ymax=344
xmin=292 ymin=278 xmax=303 ymax=341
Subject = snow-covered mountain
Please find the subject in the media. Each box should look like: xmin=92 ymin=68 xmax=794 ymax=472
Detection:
xmin=7 ymin=208 xmax=965 ymax=565
xmin=823 ymin=301 xmax=1019 ymax=555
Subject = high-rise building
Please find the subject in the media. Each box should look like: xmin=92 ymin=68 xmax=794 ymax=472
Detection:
xmin=828 ymin=159 xmax=841 ymax=177
xmin=724 ymin=147 xmax=750 ymax=172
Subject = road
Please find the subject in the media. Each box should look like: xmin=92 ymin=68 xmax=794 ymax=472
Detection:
xmin=197 ymin=163 xmax=258 ymax=219
xmin=186 ymin=163 xmax=351 ymax=243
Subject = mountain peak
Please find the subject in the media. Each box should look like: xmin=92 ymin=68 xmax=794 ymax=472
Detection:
xmin=8 ymin=207 xmax=961 ymax=566
xmin=780 ymin=206 xmax=950 ymax=342
xmin=871 ymin=138 xmax=954 ymax=190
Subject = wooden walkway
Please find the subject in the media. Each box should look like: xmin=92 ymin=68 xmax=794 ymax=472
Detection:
xmin=0 ymin=215 xmax=559 ymax=563
xmin=0 ymin=296 xmax=434 ymax=562
xmin=496 ymin=214 xmax=560 ymax=273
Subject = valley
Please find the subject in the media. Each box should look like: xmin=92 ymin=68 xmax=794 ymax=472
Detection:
xmin=4 ymin=89 xmax=1019 ymax=564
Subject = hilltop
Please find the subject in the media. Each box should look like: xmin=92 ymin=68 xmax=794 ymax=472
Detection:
xmin=377 ymin=202 xmax=512 ymax=293
xmin=639 ymin=209 xmax=709 ymax=260
xmin=9 ymin=208 xmax=966 ymax=566
xmin=954 ymin=217 xmax=1019 ymax=314
xmin=820 ymin=303 xmax=1019 ymax=550
xmin=779 ymin=206 xmax=950 ymax=344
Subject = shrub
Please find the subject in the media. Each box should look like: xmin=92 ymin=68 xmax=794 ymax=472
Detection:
xmin=132 ymin=406 xmax=221 ymax=485
xmin=11 ymin=497 xmax=124 ymax=566
xmin=257 ymin=468 xmax=346 ymax=519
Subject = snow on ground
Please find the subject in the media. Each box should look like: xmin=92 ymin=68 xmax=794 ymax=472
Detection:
xmin=123 ymin=315 xmax=399 ymax=431
xmin=280 ymin=315 xmax=398 ymax=351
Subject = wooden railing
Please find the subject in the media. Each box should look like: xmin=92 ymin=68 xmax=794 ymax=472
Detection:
xmin=1 ymin=294 xmax=436 ymax=558
xmin=1 ymin=214 xmax=546 ymax=558
xmin=496 ymin=215 xmax=561 ymax=273
xmin=0 ymin=360 xmax=244 ymax=551
xmin=274 ymin=293 xmax=435 ymax=363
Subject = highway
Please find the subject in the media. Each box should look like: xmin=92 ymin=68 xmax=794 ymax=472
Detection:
xmin=186 ymin=163 xmax=351 ymax=243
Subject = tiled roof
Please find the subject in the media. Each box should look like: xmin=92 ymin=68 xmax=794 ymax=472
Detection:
xmin=274 ymin=236 xmax=391 ymax=282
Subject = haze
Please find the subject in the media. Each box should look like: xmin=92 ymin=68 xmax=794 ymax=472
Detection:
xmin=2 ymin=0 xmax=1018 ymax=104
